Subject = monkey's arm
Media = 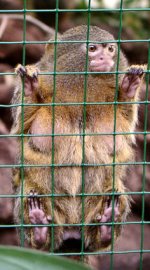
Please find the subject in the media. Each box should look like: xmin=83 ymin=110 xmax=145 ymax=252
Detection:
xmin=13 ymin=64 xmax=53 ymax=134
xmin=11 ymin=64 xmax=39 ymax=134
xmin=15 ymin=64 xmax=39 ymax=97
xmin=16 ymin=63 xmax=53 ymax=101
xmin=119 ymin=65 xmax=146 ymax=101
xmin=117 ymin=65 xmax=146 ymax=122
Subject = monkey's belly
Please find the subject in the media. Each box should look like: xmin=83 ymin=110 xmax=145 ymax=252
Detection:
xmin=24 ymin=130 xmax=131 ymax=196
xmin=20 ymin=132 xmax=130 ymax=251
xmin=25 ymin=114 xmax=132 ymax=229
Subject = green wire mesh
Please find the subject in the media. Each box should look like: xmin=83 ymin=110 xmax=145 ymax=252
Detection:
xmin=0 ymin=0 xmax=150 ymax=269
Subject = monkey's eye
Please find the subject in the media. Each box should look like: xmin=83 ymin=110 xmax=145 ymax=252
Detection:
xmin=88 ymin=45 xmax=97 ymax=52
xmin=108 ymin=45 xmax=114 ymax=52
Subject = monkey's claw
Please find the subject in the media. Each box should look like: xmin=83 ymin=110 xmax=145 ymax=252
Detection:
xmin=15 ymin=64 xmax=26 ymax=77
xmin=121 ymin=66 xmax=144 ymax=98
xmin=15 ymin=64 xmax=39 ymax=96
xmin=127 ymin=67 xmax=144 ymax=77
xmin=15 ymin=64 xmax=39 ymax=79
xmin=98 ymin=195 xmax=120 ymax=244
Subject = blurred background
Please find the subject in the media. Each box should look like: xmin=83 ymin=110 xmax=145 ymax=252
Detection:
xmin=0 ymin=0 xmax=150 ymax=269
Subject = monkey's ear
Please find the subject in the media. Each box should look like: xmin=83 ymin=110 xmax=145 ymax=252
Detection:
xmin=45 ymin=42 xmax=54 ymax=54
xmin=45 ymin=33 xmax=62 ymax=54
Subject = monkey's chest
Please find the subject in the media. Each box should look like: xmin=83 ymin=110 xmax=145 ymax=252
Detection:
xmin=29 ymin=110 xmax=129 ymax=197
xmin=29 ymin=108 xmax=125 ymax=165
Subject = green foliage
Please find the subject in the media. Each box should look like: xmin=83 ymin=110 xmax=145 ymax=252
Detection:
xmin=75 ymin=0 xmax=149 ymax=39
xmin=0 ymin=246 xmax=91 ymax=270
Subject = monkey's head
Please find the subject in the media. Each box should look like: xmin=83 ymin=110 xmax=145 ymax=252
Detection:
xmin=46 ymin=25 xmax=127 ymax=74
xmin=82 ymin=41 xmax=116 ymax=72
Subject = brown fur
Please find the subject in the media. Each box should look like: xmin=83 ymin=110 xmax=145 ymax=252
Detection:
xmin=11 ymin=25 xmax=145 ymax=254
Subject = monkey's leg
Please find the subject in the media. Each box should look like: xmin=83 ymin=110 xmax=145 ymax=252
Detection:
xmin=97 ymin=195 xmax=120 ymax=245
xmin=121 ymin=66 xmax=144 ymax=98
xmin=84 ymin=187 xmax=129 ymax=251
xmin=28 ymin=190 xmax=51 ymax=249
xmin=15 ymin=64 xmax=39 ymax=96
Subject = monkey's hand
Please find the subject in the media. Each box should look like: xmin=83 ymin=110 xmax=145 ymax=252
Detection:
xmin=15 ymin=64 xmax=39 ymax=97
xmin=28 ymin=190 xmax=51 ymax=249
xmin=121 ymin=66 xmax=145 ymax=99
xmin=97 ymin=195 xmax=120 ymax=246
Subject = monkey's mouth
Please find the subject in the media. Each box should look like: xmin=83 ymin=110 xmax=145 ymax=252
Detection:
xmin=56 ymin=230 xmax=88 ymax=255
xmin=90 ymin=59 xmax=114 ymax=72
xmin=63 ymin=230 xmax=81 ymax=241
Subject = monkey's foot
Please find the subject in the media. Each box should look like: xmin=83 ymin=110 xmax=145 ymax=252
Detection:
xmin=28 ymin=190 xmax=51 ymax=249
xmin=121 ymin=66 xmax=144 ymax=98
xmin=15 ymin=64 xmax=39 ymax=96
xmin=97 ymin=195 xmax=120 ymax=244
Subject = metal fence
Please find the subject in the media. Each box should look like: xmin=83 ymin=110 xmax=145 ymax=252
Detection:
xmin=0 ymin=0 xmax=150 ymax=269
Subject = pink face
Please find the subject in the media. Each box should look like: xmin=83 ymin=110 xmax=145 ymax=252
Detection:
xmin=82 ymin=43 xmax=116 ymax=72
